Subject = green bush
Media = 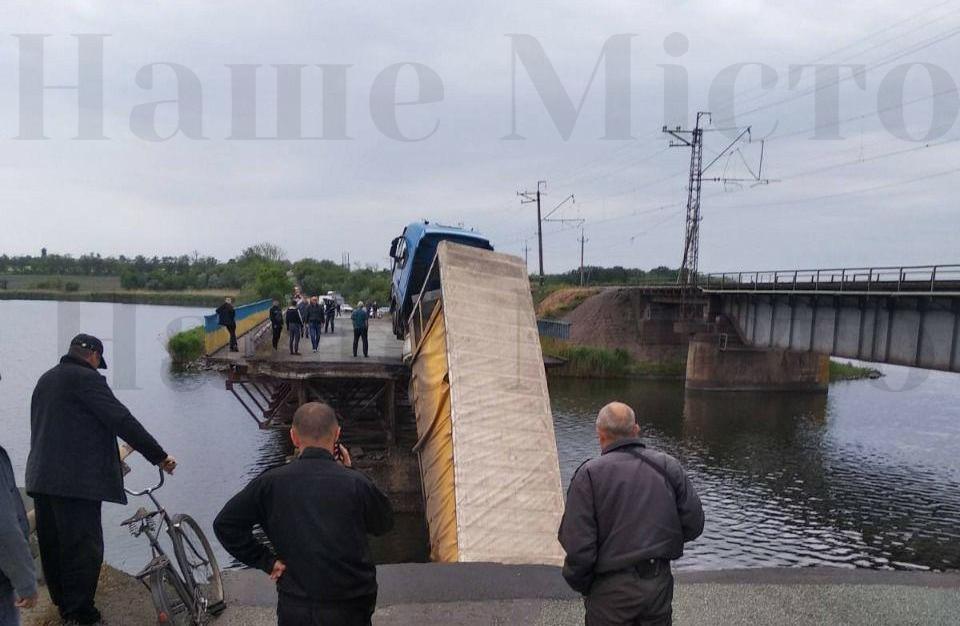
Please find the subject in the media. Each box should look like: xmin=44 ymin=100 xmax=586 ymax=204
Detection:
xmin=829 ymin=360 xmax=881 ymax=381
xmin=541 ymin=337 xmax=633 ymax=377
xmin=166 ymin=326 xmax=205 ymax=364
xmin=540 ymin=336 xmax=685 ymax=379
xmin=64 ymin=281 xmax=80 ymax=292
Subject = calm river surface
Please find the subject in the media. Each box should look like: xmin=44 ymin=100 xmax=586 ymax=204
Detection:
xmin=1 ymin=300 xmax=959 ymax=573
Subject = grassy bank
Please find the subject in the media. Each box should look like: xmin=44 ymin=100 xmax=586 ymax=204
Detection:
xmin=0 ymin=289 xmax=233 ymax=308
xmin=536 ymin=287 xmax=601 ymax=319
xmin=830 ymin=360 xmax=882 ymax=381
xmin=166 ymin=326 xmax=205 ymax=364
xmin=541 ymin=337 xmax=685 ymax=379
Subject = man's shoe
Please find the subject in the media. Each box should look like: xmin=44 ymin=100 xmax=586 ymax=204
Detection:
xmin=63 ymin=607 xmax=104 ymax=625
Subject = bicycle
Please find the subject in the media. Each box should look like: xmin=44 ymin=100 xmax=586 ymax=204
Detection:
xmin=122 ymin=459 xmax=226 ymax=624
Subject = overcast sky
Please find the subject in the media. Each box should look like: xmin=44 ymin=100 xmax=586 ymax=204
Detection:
xmin=1 ymin=0 xmax=958 ymax=274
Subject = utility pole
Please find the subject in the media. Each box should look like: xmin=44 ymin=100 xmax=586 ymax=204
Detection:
xmin=664 ymin=112 xmax=707 ymax=285
xmin=578 ymin=228 xmax=588 ymax=286
xmin=518 ymin=180 xmax=547 ymax=286
xmin=663 ymin=112 xmax=767 ymax=285
xmin=522 ymin=240 xmax=530 ymax=270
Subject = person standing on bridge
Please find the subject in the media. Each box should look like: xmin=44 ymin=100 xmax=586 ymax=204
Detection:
xmin=1 ymin=441 xmax=37 ymax=626
xmin=270 ymin=299 xmax=284 ymax=351
xmin=26 ymin=334 xmax=177 ymax=625
xmin=305 ymin=296 xmax=325 ymax=353
xmin=285 ymin=299 xmax=303 ymax=355
xmin=352 ymin=301 xmax=369 ymax=358
xmin=297 ymin=296 xmax=310 ymax=339
xmin=216 ymin=296 xmax=238 ymax=352
xmin=559 ymin=402 xmax=704 ymax=626
xmin=214 ymin=402 xmax=393 ymax=626
xmin=324 ymin=297 xmax=337 ymax=334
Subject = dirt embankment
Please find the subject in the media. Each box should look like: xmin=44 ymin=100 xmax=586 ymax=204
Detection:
xmin=22 ymin=564 xmax=156 ymax=626
xmin=560 ymin=288 xmax=688 ymax=365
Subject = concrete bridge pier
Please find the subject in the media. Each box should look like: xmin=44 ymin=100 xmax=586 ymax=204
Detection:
xmin=684 ymin=332 xmax=829 ymax=392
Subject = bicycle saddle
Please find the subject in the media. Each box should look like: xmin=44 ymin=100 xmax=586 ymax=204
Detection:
xmin=121 ymin=506 xmax=160 ymax=526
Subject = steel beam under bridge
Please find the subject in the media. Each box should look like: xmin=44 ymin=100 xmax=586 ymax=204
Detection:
xmin=700 ymin=265 xmax=960 ymax=373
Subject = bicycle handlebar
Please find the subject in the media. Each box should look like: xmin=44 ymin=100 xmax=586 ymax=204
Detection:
xmin=124 ymin=466 xmax=165 ymax=497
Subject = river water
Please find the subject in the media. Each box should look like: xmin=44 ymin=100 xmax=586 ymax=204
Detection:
xmin=1 ymin=300 xmax=958 ymax=574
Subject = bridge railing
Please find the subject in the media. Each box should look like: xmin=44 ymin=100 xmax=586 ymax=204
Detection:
xmin=203 ymin=299 xmax=272 ymax=355
xmin=701 ymin=264 xmax=960 ymax=293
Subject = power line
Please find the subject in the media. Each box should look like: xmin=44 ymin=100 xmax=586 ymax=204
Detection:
xmin=765 ymin=85 xmax=958 ymax=143
xmin=730 ymin=25 xmax=960 ymax=122
xmin=709 ymin=0 xmax=960 ymax=113
xmin=712 ymin=163 xmax=960 ymax=210
xmin=781 ymin=136 xmax=960 ymax=181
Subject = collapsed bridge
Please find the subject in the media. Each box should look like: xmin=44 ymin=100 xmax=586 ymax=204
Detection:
xmin=206 ymin=242 xmax=565 ymax=566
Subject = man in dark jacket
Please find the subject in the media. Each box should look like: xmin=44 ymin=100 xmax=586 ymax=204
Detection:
xmin=269 ymin=299 xmax=284 ymax=350
xmin=1 ymin=443 xmax=37 ymax=626
xmin=216 ymin=296 xmax=238 ymax=352
xmin=214 ymin=402 xmax=393 ymax=626
xmin=324 ymin=298 xmax=337 ymax=333
xmin=558 ymin=402 xmax=704 ymax=625
xmin=304 ymin=296 xmax=325 ymax=352
xmin=26 ymin=334 xmax=176 ymax=625
xmin=351 ymin=301 xmax=369 ymax=358
xmin=285 ymin=300 xmax=303 ymax=355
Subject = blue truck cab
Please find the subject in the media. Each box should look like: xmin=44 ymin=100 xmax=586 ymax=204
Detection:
xmin=389 ymin=221 xmax=493 ymax=338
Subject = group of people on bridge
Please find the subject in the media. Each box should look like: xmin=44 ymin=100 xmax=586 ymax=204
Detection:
xmin=266 ymin=288 xmax=374 ymax=358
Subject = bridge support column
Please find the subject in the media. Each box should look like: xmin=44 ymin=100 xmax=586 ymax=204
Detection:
xmin=685 ymin=335 xmax=829 ymax=392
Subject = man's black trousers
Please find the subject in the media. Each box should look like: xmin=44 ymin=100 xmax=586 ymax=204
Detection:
xmin=225 ymin=323 xmax=238 ymax=350
xmin=353 ymin=328 xmax=368 ymax=356
xmin=277 ymin=593 xmax=376 ymax=626
xmin=272 ymin=324 xmax=283 ymax=349
xmin=324 ymin=316 xmax=335 ymax=333
xmin=33 ymin=494 xmax=103 ymax=625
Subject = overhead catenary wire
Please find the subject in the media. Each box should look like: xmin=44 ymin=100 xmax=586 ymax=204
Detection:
xmin=708 ymin=0 xmax=960 ymax=113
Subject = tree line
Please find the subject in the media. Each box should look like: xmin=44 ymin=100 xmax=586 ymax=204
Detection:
xmin=2 ymin=244 xmax=680 ymax=304
xmin=1 ymin=243 xmax=392 ymax=305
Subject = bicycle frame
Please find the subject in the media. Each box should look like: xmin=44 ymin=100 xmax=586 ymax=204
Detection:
xmin=125 ymin=469 xmax=200 ymax=621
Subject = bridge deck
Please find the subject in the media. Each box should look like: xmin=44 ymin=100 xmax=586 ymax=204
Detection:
xmin=208 ymin=317 xmax=405 ymax=379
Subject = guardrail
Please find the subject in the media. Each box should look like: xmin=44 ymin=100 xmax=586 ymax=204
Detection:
xmin=203 ymin=299 xmax=273 ymax=355
xmin=701 ymin=264 xmax=960 ymax=294
xmin=537 ymin=319 xmax=571 ymax=340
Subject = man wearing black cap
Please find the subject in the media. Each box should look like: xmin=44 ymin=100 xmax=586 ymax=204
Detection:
xmin=26 ymin=334 xmax=177 ymax=625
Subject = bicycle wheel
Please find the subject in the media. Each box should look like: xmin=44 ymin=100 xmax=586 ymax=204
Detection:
xmin=148 ymin=565 xmax=194 ymax=626
xmin=170 ymin=514 xmax=225 ymax=616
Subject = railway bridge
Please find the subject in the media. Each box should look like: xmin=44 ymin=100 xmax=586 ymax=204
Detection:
xmin=701 ymin=265 xmax=960 ymax=374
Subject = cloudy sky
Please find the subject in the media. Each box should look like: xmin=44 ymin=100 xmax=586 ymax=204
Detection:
xmin=0 ymin=0 xmax=958 ymax=274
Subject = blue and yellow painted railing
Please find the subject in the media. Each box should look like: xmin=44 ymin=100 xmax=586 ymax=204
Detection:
xmin=203 ymin=299 xmax=272 ymax=356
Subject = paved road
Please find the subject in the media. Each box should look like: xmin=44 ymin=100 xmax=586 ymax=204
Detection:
xmin=218 ymin=564 xmax=960 ymax=626
xmin=23 ymin=563 xmax=960 ymax=625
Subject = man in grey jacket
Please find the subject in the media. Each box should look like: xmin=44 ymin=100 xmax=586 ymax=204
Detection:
xmin=558 ymin=402 xmax=704 ymax=625
xmin=1 ymin=443 xmax=37 ymax=626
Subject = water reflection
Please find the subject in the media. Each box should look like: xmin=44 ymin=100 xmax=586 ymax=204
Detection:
xmin=550 ymin=378 xmax=960 ymax=571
